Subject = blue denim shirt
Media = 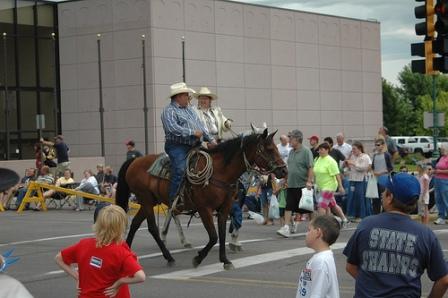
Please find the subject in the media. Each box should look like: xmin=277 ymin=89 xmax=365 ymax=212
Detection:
xmin=161 ymin=101 xmax=214 ymax=145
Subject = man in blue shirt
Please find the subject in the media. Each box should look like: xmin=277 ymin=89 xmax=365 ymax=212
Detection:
xmin=161 ymin=82 xmax=216 ymax=209
xmin=343 ymin=173 xmax=448 ymax=298
xmin=41 ymin=135 xmax=70 ymax=177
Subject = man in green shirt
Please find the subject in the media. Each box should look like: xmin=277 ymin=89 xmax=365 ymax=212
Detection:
xmin=277 ymin=129 xmax=314 ymax=237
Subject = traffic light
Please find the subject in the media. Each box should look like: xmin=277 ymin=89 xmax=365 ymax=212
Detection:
xmin=435 ymin=0 xmax=448 ymax=35
xmin=412 ymin=0 xmax=436 ymax=74
xmin=415 ymin=0 xmax=436 ymax=38
xmin=434 ymin=0 xmax=448 ymax=72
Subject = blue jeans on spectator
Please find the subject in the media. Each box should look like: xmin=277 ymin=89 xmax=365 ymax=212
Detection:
xmin=230 ymin=201 xmax=242 ymax=232
xmin=346 ymin=180 xmax=370 ymax=219
xmin=259 ymin=187 xmax=272 ymax=207
xmin=336 ymin=176 xmax=350 ymax=212
xmin=434 ymin=177 xmax=448 ymax=219
xmin=15 ymin=188 xmax=28 ymax=208
xmin=165 ymin=142 xmax=191 ymax=202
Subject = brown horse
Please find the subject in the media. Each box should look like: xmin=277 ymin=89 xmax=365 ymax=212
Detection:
xmin=116 ymin=128 xmax=287 ymax=269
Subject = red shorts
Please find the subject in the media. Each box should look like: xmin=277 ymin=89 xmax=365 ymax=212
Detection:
xmin=317 ymin=191 xmax=336 ymax=209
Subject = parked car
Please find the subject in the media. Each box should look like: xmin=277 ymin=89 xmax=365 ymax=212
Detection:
xmin=437 ymin=137 xmax=448 ymax=149
xmin=391 ymin=136 xmax=434 ymax=157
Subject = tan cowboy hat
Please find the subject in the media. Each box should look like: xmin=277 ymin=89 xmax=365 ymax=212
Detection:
xmin=193 ymin=87 xmax=217 ymax=100
xmin=168 ymin=82 xmax=195 ymax=99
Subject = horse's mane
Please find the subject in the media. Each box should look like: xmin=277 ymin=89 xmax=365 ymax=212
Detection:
xmin=204 ymin=133 xmax=260 ymax=165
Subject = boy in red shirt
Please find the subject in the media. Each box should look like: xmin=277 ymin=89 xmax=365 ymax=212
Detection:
xmin=55 ymin=205 xmax=145 ymax=297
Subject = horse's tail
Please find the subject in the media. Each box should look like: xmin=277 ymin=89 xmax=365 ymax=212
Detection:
xmin=116 ymin=158 xmax=134 ymax=212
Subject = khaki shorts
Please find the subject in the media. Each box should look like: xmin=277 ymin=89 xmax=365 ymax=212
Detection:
xmin=56 ymin=162 xmax=71 ymax=177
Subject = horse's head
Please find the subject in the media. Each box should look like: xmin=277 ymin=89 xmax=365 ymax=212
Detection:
xmin=246 ymin=128 xmax=287 ymax=179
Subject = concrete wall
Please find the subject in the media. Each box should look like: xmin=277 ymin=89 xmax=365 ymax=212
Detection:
xmin=57 ymin=0 xmax=381 ymax=170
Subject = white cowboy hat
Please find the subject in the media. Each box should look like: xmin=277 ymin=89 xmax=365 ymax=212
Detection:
xmin=193 ymin=87 xmax=217 ymax=100
xmin=168 ymin=82 xmax=195 ymax=99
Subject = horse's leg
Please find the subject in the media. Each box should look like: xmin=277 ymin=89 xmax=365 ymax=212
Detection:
xmin=146 ymin=208 xmax=176 ymax=266
xmin=193 ymin=207 xmax=218 ymax=268
xmin=126 ymin=206 xmax=146 ymax=247
xmin=218 ymin=210 xmax=234 ymax=270
xmin=173 ymin=215 xmax=191 ymax=248
xmin=160 ymin=209 xmax=173 ymax=244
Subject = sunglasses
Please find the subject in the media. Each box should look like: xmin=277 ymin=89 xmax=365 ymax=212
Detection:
xmin=375 ymin=143 xmax=383 ymax=146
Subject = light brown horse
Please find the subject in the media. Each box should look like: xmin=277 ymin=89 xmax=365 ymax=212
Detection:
xmin=116 ymin=128 xmax=287 ymax=269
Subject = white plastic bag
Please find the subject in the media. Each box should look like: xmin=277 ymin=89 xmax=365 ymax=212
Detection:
xmin=268 ymin=194 xmax=280 ymax=219
xmin=366 ymin=174 xmax=379 ymax=198
xmin=248 ymin=211 xmax=265 ymax=224
xmin=299 ymin=188 xmax=314 ymax=212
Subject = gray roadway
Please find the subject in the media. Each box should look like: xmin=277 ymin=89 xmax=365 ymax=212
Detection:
xmin=1 ymin=209 xmax=447 ymax=298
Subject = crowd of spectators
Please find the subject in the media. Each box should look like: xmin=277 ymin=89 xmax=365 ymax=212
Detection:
xmin=0 ymin=135 xmax=142 ymax=212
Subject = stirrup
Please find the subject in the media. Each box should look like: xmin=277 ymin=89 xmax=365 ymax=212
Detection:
xmin=170 ymin=196 xmax=184 ymax=215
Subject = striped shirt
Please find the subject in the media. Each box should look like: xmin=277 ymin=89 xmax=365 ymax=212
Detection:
xmin=161 ymin=101 xmax=214 ymax=145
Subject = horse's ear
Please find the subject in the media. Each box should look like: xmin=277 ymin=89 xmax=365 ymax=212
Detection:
xmin=268 ymin=130 xmax=278 ymax=141
xmin=250 ymin=123 xmax=257 ymax=133
xmin=262 ymin=128 xmax=268 ymax=139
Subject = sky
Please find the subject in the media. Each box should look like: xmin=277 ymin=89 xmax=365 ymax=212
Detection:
xmin=237 ymin=0 xmax=418 ymax=87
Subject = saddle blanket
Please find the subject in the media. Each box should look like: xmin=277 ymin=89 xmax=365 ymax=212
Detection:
xmin=147 ymin=153 xmax=171 ymax=180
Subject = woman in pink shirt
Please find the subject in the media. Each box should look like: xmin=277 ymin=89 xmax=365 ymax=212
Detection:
xmin=433 ymin=145 xmax=448 ymax=225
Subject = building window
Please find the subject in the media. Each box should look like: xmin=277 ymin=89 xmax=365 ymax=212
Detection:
xmin=0 ymin=0 xmax=59 ymax=160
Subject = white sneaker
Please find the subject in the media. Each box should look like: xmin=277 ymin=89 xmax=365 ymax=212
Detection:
xmin=277 ymin=225 xmax=290 ymax=237
xmin=342 ymin=218 xmax=350 ymax=228
xmin=434 ymin=218 xmax=446 ymax=225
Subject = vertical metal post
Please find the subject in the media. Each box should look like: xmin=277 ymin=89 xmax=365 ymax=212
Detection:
xmin=51 ymin=33 xmax=59 ymax=136
xmin=2 ymin=32 xmax=9 ymax=160
xmin=142 ymin=35 xmax=149 ymax=155
xmin=182 ymin=36 xmax=185 ymax=83
xmin=97 ymin=34 xmax=105 ymax=157
xmin=432 ymin=74 xmax=439 ymax=158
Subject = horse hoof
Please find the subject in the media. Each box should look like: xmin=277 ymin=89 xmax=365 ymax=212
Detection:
xmin=183 ymin=242 xmax=192 ymax=248
xmin=192 ymin=256 xmax=201 ymax=268
xmin=223 ymin=263 xmax=235 ymax=270
xmin=167 ymin=259 xmax=175 ymax=267
xmin=229 ymin=243 xmax=242 ymax=252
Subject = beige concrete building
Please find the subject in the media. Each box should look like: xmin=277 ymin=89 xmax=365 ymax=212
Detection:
xmin=56 ymin=0 xmax=381 ymax=170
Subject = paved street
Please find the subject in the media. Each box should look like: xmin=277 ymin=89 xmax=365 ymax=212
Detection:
xmin=1 ymin=209 xmax=447 ymax=298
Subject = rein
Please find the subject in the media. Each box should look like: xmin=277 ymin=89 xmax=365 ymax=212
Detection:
xmin=241 ymin=135 xmax=285 ymax=175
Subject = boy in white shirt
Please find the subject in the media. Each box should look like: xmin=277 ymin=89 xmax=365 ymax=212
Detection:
xmin=297 ymin=215 xmax=340 ymax=298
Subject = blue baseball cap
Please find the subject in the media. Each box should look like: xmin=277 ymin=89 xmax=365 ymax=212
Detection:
xmin=378 ymin=173 xmax=420 ymax=205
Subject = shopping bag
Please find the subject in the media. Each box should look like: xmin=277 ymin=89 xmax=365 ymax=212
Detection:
xmin=299 ymin=188 xmax=314 ymax=212
xmin=248 ymin=211 xmax=265 ymax=224
xmin=278 ymin=189 xmax=286 ymax=208
xmin=366 ymin=175 xmax=379 ymax=198
xmin=268 ymin=194 xmax=280 ymax=219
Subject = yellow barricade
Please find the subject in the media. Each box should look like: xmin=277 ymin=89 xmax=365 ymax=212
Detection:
xmin=16 ymin=181 xmax=168 ymax=215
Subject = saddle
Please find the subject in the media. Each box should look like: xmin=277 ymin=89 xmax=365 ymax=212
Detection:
xmin=147 ymin=153 xmax=171 ymax=180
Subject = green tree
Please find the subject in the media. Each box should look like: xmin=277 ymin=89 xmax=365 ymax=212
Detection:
xmin=383 ymin=78 xmax=402 ymax=135
xmin=395 ymin=65 xmax=448 ymax=136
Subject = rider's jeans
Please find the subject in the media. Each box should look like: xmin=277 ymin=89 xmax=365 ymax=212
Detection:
xmin=165 ymin=142 xmax=191 ymax=202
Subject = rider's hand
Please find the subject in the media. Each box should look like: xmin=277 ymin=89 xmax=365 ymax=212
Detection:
xmin=207 ymin=142 xmax=217 ymax=150
xmin=224 ymin=119 xmax=233 ymax=129
xmin=193 ymin=130 xmax=203 ymax=138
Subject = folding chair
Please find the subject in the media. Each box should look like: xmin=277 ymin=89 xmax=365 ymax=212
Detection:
xmin=47 ymin=183 xmax=78 ymax=209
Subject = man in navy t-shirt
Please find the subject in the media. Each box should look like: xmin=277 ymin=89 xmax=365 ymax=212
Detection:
xmin=41 ymin=135 xmax=70 ymax=177
xmin=343 ymin=173 xmax=448 ymax=298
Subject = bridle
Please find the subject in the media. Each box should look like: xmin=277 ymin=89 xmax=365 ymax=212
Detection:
xmin=241 ymin=135 xmax=286 ymax=175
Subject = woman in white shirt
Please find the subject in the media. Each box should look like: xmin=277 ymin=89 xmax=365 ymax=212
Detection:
xmin=193 ymin=87 xmax=232 ymax=141
xmin=344 ymin=141 xmax=372 ymax=221
xmin=74 ymin=169 xmax=99 ymax=211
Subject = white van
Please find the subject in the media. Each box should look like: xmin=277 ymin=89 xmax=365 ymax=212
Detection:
xmin=391 ymin=136 xmax=434 ymax=156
